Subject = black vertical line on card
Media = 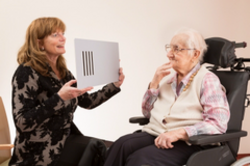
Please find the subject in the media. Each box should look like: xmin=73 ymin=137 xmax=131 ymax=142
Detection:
xmin=82 ymin=51 xmax=86 ymax=76
xmin=91 ymin=51 xmax=94 ymax=75
xmin=86 ymin=51 xmax=89 ymax=75
xmin=88 ymin=51 xmax=92 ymax=75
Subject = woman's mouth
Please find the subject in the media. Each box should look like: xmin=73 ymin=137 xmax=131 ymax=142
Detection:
xmin=57 ymin=45 xmax=64 ymax=48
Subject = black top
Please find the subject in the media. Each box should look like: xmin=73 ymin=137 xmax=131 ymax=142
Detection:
xmin=9 ymin=64 xmax=120 ymax=166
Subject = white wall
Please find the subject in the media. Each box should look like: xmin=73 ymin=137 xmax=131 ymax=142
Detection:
xmin=0 ymin=0 xmax=249 ymax=153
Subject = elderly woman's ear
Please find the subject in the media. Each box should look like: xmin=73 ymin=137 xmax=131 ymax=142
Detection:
xmin=192 ymin=50 xmax=200 ymax=62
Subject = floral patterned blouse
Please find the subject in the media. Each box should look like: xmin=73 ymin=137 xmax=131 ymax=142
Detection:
xmin=9 ymin=64 xmax=120 ymax=166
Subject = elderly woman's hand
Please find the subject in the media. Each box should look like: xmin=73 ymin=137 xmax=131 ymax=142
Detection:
xmin=150 ymin=62 xmax=172 ymax=89
xmin=57 ymin=80 xmax=93 ymax=101
xmin=113 ymin=68 xmax=125 ymax=88
xmin=154 ymin=128 xmax=188 ymax=149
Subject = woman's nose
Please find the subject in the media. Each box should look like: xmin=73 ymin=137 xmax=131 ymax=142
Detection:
xmin=60 ymin=35 xmax=66 ymax=41
xmin=167 ymin=51 xmax=173 ymax=58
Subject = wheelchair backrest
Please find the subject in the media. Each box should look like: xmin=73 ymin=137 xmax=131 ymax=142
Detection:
xmin=202 ymin=37 xmax=249 ymax=157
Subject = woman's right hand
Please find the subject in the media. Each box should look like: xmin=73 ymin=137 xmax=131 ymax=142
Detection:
xmin=150 ymin=62 xmax=172 ymax=89
xmin=57 ymin=80 xmax=93 ymax=101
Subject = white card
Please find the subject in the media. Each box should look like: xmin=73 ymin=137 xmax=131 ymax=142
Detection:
xmin=74 ymin=38 xmax=120 ymax=89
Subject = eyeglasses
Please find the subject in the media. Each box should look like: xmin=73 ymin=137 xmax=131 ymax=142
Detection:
xmin=165 ymin=44 xmax=196 ymax=54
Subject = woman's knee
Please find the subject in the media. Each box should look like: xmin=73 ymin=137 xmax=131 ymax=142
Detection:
xmin=125 ymin=149 xmax=150 ymax=166
xmin=112 ymin=134 xmax=136 ymax=152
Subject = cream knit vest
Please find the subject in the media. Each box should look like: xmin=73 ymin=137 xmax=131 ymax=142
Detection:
xmin=142 ymin=65 xmax=209 ymax=136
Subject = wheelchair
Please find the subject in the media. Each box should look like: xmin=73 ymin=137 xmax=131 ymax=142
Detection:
xmin=129 ymin=37 xmax=250 ymax=166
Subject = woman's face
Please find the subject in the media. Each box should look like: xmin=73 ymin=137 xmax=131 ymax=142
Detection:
xmin=167 ymin=35 xmax=198 ymax=73
xmin=42 ymin=29 xmax=66 ymax=57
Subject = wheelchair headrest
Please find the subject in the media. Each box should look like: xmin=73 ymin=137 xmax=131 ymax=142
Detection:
xmin=203 ymin=37 xmax=237 ymax=68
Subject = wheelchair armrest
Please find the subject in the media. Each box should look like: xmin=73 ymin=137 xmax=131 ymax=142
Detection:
xmin=129 ymin=117 xmax=248 ymax=146
xmin=188 ymin=130 xmax=248 ymax=146
xmin=129 ymin=116 xmax=149 ymax=125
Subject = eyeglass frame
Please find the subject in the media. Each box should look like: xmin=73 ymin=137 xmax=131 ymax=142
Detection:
xmin=165 ymin=44 xmax=196 ymax=54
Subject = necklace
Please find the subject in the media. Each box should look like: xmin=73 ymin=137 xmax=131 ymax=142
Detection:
xmin=167 ymin=67 xmax=200 ymax=116
xmin=182 ymin=68 xmax=200 ymax=92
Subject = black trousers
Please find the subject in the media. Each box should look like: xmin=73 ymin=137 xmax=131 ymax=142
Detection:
xmin=104 ymin=132 xmax=204 ymax=166
xmin=56 ymin=134 xmax=107 ymax=166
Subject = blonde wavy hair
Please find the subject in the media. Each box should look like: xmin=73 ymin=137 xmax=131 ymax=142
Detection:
xmin=17 ymin=17 xmax=67 ymax=78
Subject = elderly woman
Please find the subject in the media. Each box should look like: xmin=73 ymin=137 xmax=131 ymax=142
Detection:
xmin=104 ymin=28 xmax=230 ymax=166
xmin=9 ymin=17 xmax=124 ymax=166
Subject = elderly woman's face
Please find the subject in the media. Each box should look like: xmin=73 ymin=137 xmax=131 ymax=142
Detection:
xmin=42 ymin=29 xmax=66 ymax=57
xmin=167 ymin=35 xmax=197 ymax=72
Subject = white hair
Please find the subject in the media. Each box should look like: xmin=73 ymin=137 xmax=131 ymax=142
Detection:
xmin=172 ymin=28 xmax=207 ymax=62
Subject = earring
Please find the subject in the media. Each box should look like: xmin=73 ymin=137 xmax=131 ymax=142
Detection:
xmin=41 ymin=47 xmax=44 ymax=51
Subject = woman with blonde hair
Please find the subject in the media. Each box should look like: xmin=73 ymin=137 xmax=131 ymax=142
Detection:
xmin=9 ymin=17 xmax=124 ymax=166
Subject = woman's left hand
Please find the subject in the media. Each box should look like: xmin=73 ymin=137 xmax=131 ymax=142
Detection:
xmin=113 ymin=68 xmax=125 ymax=88
xmin=154 ymin=128 xmax=188 ymax=149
